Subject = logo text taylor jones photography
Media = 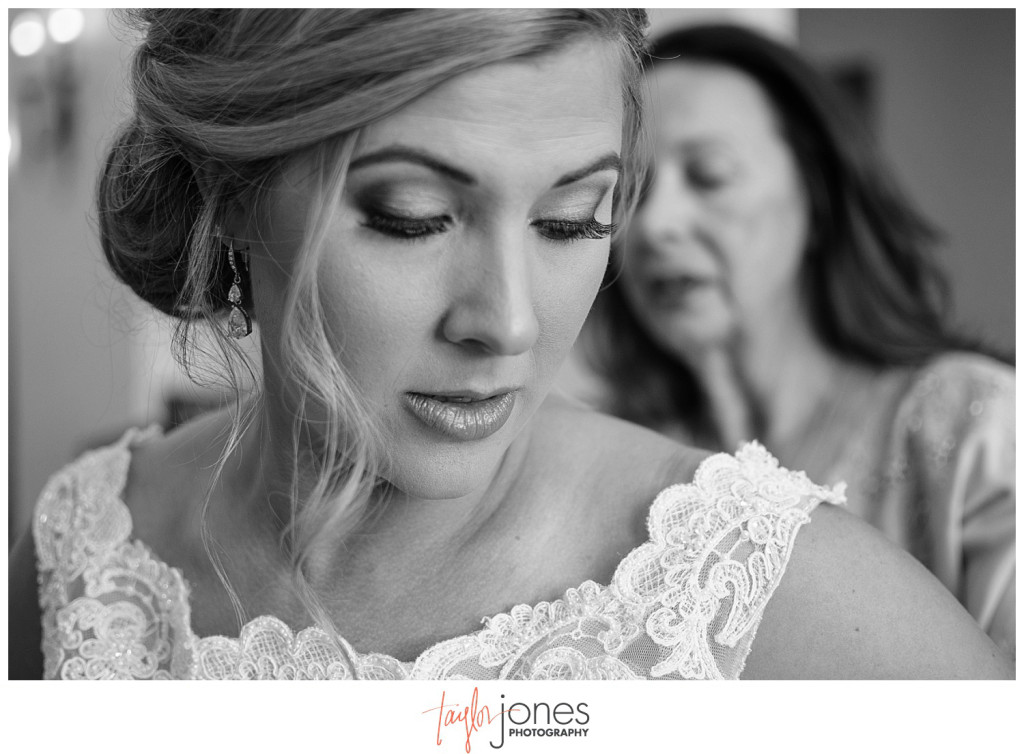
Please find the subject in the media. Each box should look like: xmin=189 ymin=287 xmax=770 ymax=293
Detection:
xmin=423 ymin=686 xmax=591 ymax=751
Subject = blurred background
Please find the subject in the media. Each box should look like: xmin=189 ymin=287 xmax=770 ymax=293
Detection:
xmin=6 ymin=8 xmax=1016 ymax=543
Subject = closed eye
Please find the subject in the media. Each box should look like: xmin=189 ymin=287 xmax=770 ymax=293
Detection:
xmin=534 ymin=218 xmax=617 ymax=243
xmin=688 ymin=166 xmax=730 ymax=192
xmin=362 ymin=211 xmax=452 ymax=240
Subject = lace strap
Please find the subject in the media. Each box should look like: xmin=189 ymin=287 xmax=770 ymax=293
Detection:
xmin=33 ymin=427 xmax=159 ymax=601
xmin=33 ymin=426 xmax=193 ymax=679
xmin=613 ymin=442 xmax=845 ymax=679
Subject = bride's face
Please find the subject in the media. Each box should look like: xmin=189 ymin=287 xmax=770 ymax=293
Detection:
xmin=252 ymin=38 xmax=623 ymax=498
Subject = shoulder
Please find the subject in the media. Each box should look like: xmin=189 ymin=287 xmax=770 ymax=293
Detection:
xmin=531 ymin=396 xmax=847 ymax=538
xmin=921 ymin=350 xmax=1014 ymax=382
xmin=890 ymin=351 xmax=1014 ymax=471
xmin=901 ymin=351 xmax=1014 ymax=419
xmin=743 ymin=502 xmax=1012 ymax=678
xmin=33 ymin=427 xmax=156 ymax=576
xmin=533 ymin=393 xmax=709 ymax=508
xmin=120 ymin=408 xmax=237 ymax=555
xmin=521 ymin=395 xmax=710 ymax=568
xmin=602 ymin=440 xmax=844 ymax=679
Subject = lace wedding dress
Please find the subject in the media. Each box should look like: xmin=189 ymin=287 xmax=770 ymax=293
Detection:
xmin=34 ymin=429 xmax=844 ymax=680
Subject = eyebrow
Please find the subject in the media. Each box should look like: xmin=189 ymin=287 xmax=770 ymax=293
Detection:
xmin=348 ymin=146 xmax=621 ymax=189
xmin=553 ymin=153 xmax=621 ymax=187
xmin=349 ymin=146 xmax=476 ymax=185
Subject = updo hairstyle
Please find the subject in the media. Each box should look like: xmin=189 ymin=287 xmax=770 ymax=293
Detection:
xmin=97 ymin=8 xmax=650 ymax=635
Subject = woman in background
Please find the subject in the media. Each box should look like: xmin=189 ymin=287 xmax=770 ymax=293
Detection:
xmin=583 ymin=23 xmax=1014 ymax=655
xmin=8 ymin=10 xmax=1011 ymax=680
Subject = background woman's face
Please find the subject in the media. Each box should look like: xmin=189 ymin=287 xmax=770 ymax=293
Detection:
xmin=253 ymin=38 xmax=623 ymax=499
xmin=620 ymin=61 xmax=810 ymax=356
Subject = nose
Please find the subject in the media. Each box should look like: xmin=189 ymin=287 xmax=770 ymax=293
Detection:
xmin=440 ymin=229 xmax=540 ymax=356
xmin=636 ymin=164 xmax=696 ymax=250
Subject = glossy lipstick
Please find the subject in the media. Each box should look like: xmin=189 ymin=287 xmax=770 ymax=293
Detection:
xmin=404 ymin=390 xmax=516 ymax=441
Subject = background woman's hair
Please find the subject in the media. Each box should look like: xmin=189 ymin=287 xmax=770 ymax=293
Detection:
xmin=583 ymin=22 xmax=1008 ymax=438
xmin=97 ymin=8 xmax=649 ymax=647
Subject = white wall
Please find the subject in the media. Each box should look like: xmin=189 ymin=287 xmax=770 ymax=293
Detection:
xmin=648 ymin=7 xmax=794 ymax=40
xmin=8 ymin=10 xmax=147 ymax=539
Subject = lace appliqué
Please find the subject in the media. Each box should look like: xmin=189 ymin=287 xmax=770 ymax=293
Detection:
xmin=613 ymin=442 xmax=846 ymax=679
xmin=35 ymin=433 xmax=843 ymax=680
xmin=34 ymin=428 xmax=190 ymax=680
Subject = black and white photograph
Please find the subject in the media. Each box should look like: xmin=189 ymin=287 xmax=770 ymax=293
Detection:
xmin=5 ymin=4 xmax=1017 ymax=749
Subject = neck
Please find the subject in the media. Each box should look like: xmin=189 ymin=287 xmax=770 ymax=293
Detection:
xmin=691 ymin=289 xmax=847 ymax=450
xmin=231 ymin=393 xmax=534 ymax=574
xmin=364 ymin=424 xmax=535 ymax=557
xmin=740 ymin=294 xmax=841 ymax=446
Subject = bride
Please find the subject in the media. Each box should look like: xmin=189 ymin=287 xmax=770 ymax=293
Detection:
xmin=7 ymin=8 xmax=1010 ymax=679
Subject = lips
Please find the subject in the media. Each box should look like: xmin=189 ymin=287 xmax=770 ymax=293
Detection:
xmin=404 ymin=390 xmax=517 ymax=442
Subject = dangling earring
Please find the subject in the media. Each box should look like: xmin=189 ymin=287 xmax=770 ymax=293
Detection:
xmin=226 ymin=240 xmax=252 ymax=339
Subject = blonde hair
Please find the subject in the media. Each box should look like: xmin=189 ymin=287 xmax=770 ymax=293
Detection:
xmin=98 ymin=8 xmax=649 ymax=645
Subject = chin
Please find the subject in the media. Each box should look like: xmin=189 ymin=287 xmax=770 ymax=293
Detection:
xmin=381 ymin=439 xmax=510 ymax=501
xmin=651 ymin=309 xmax=736 ymax=359
xmin=376 ymin=390 xmax=541 ymax=501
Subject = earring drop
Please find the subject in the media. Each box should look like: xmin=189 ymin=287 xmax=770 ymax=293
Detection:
xmin=226 ymin=241 xmax=252 ymax=339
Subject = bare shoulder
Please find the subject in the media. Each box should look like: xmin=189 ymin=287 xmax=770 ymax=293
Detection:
xmin=533 ymin=394 xmax=710 ymax=519
xmin=743 ymin=502 xmax=1013 ymax=679
xmin=122 ymin=408 xmax=236 ymax=554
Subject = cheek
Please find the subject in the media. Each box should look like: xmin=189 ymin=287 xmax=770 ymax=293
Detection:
xmin=535 ymin=247 xmax=608 ymax=358
xmin=315 ymin=256 xmax=427 ymax=393
xmin=723 ymin=186 xmax=808 ymax=298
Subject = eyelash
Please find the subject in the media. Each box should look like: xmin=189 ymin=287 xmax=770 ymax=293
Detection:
xmin=362 ymin=212 xmax=452 ymax=239
xmin=535 ymin=218 xmax=617 ymax=242
xmin=362 ymin=212 xmax=616 ymax=243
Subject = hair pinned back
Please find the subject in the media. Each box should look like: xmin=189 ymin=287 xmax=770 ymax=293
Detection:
xmin=98 ymin=7 xmax=650 ymax=648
